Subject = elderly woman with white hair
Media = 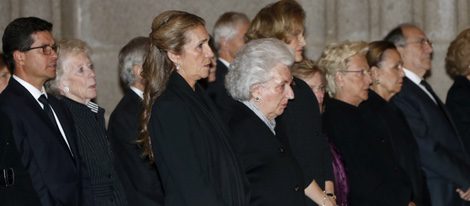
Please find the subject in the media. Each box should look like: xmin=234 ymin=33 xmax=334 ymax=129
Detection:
xmin=225 ymin=38 xmax=330 ymax=206
xmin=47 ymin=39 xmax=127 ymax=206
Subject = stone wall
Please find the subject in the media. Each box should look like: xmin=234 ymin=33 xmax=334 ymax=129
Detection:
xmin=1 ymin=0 xmax=469 ymax=121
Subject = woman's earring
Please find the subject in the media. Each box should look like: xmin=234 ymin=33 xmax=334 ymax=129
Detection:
xmin=176 ymin=63 xmax=181 ymax=70
xmin=64 ymin=86 xmax=70 ymax=93
xmin=254 ymin=96 xmax=261 ymax=102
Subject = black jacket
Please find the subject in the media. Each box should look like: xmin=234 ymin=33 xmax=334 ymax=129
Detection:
xmin=228 ymin=101 xmax=306 ymax=206
xmin=149 ymin=72 xmax=249 ymax=206
xmin=0 ymin=78 xmax=80 ymax=206
xmin=108 ymin=89 xmax=164 ymax=206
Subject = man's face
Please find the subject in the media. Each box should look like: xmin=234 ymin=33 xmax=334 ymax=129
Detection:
xmin=17 ymin=31 xmax=58 ymax=88
xmin=399 ymin=26 xmax=433 ymax=76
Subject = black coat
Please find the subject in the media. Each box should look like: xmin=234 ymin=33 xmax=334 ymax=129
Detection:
xmin=228 ymin=101 xmax=306 ymax=206
xmin=61 ymin=98 xmax=127 ymax=206
xmin=276 ymin=77 xmax=333 ymax=193
xmin=359 ymin=90 xmax=429 ymax=205
xmin=392 ymin=77 xmax=470 ymax=205
xmin=0 ymin=78 xmax=80 ymax=206
xmin=108 ymin=89 xmax=164 ymax=206
xmin=324 ymin=97 xmax=412 ymax=206
xmin=446 ymin=76 xmax=470 ymax=152
xmin=149 ymin=72 xmax=249 ymax=206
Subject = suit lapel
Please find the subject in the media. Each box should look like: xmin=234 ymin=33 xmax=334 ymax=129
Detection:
xmin=9 ymin=79 xmax=76 ymax=160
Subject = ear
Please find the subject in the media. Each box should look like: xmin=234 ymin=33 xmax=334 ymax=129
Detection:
xmin=396 ymin=46 xmax=406 ymax=57
xmin=13 ymin=50 xmax=25 ymax=66
xmin=132 ymin=64 xmax=143 ymax=78
xmin=334 ymin=71 xmax=344 ymax=87
xmin=250 ymin=84 xmax=263 ymax=100
xmin=370 ymin=66 xmax=380 ymax=80
xmin=167 ymin=51 xmax=180 ymax=65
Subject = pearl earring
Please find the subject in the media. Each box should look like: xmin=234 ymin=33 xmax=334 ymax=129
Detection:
xmin=64 ymin=86 xmax=70 ymax=93
xmin=254 ymin=96 xmax=261 ymax=102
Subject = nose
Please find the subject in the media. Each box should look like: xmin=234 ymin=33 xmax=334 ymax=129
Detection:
xmin=423 ymin=41 xmax=433 ymax=54
xmin=205 ymin=44 xmax=214 ymax=58
xmin=299 ymin=34 xmax=306 ymax=47
xmin=365 ymin=71 xmax=372 ymax=85
xmin=286 ymin=84 xmax=294 ymax=100
xmin=399 ymin=66 xmax=405 ymax=77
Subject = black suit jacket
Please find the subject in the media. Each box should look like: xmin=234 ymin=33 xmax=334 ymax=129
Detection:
xmin=149 ymin=72 xmax=249 ymax=206
xmin=446 ymin=76 xmax=470 ymax=152
xmin=108 ymin=89 xmax=164 ymax=206
xmin=276 ymin=77 xmax=333 ymax=192
xmin=206 ymin=59 xmax=237 ymax=122
xmin=392 ymin=77 xmax=470 ymax=205
xmin=228 ymin=101 xmax=306 ymax=206
xmin=324 ymin=97 xmax=412 ymax=206
xmin=0 ymin=78 xmax=80 ymax=206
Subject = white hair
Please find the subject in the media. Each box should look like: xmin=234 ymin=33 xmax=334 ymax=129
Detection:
xmin=225 ymin=38 xmax=294 ymax=101
xmin=213 ymin=12 xmax=249 ymax=50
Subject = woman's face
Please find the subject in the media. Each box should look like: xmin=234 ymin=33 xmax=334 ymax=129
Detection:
xmin=252 ymin=64 xmax=294 ymax=120
xmin=61 ymin=52 xmax=96 ymax=104
xmin=0 ymin=66 xmax=10 ymax=93
xmin=372 ymin=49 xmax=404 ymax=99
xmin=303 ymin=72 xmax=325 ymax=108
xmin=287 ymin=30 xmax=306 ymax=62
xmin=336 ymin=54 xmax=371 ymax=106
xmin=173 ymin=25 xmax=214 ymax=87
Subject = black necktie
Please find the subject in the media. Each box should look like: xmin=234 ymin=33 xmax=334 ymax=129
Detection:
xmin=420 ymin=80 xmax=442 ymax=106
xmin=38 ymin=94 xmax=59 ymax=130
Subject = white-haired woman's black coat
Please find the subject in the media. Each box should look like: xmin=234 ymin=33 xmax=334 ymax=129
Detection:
xmin=227 ymin=100 xmax=306 ymax=206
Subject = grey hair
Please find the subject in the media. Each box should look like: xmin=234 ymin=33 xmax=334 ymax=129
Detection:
xmin=225 ymin=38 xmax=294 ymax=101
xmin=46 ymin=39 xmax=91 ymax=96
xmin=213 ymin=12 xmax=249 ymax=50
xmin=118 ymin=36 xmax=150 ymax=86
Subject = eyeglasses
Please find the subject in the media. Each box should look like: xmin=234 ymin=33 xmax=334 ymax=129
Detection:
xmin=340 ymin=69 xmax=370 ymax=76
xmin=404 ymin=38 xmax=432 ymax=47
xmin=21 ymin=44 xmax=58 ymax=55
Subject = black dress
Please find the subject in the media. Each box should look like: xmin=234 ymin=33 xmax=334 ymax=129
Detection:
xmin=275 ymin=77 xmax=333 ymax=205
xmin=228 ymin=101 xmax=306 ymax=206
xmin=446 ymin=75 xmax=470 ymax=152
xmin=148 ymin=72 xmax=249 ymax=206
xmin=323 ymin=97 xmax=412 ymax=206
xmin=62 ymin=98 xmax=127 ymax=206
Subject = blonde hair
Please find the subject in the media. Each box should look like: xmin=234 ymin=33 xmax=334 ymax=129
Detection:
xmin=245 ymin=0 xmax=305 ymax=44
xmin=316 ymin=41 xmax=368 ymax=97
xmin=138 ymin=10 xmax=205 ymax=163
xmin=446 ymin=28 xmax=470 ymax=78
xmin=291 ymin=58 xmax=323 ymax=81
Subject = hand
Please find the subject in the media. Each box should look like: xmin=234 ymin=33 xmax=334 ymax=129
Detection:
xmin=408 ymin=201 xmax=416 ymax=206
xmin=322 ymin=198 xmax=336 ymax=206
xmin=456 ymin=188 xmax=470 ymax=201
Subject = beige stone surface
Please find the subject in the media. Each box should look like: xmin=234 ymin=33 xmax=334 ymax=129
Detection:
xmin=0 ymin=0 xmax=469 ymax=122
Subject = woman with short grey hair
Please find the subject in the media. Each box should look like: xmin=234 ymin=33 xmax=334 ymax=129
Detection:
xmin=225 ymin=38 xmax=294 ymax=102
xmin=225 ymin=38 xmax=320 ymax=206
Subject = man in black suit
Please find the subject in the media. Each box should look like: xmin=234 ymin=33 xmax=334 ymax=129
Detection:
xmin=108 ymin=36 xmax=164 ymax=206
xmin=385 ymin=24 xmax=470 ymax=205
xmin=207 ymin=12 xmax=249 ymax=120
xmin=0 ymin=17 xmax=80 ymax=206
